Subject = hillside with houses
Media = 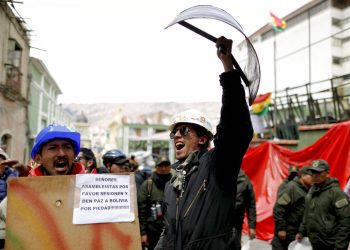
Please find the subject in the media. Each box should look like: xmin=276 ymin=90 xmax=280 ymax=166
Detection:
xmin=63 ymin=102 xmax=222 ymax=127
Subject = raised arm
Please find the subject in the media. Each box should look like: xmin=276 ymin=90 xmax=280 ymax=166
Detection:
xmin=212 ymin=36 xmax=253 ymax=190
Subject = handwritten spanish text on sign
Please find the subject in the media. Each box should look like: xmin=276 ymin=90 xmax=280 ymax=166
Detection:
xmin=73 ymin=174 xmax=134 ymax=224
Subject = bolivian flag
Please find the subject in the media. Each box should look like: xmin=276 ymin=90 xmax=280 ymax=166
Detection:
xmin=270 ymin=12 xmax=286 ymax=31
xmin=252 ymin=92 xmax=272 ymax=116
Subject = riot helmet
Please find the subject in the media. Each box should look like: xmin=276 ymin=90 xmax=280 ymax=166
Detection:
xmin=102 ymin=149 xmax=129 ymax=167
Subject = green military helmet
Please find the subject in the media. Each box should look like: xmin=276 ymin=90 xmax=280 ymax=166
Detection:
xmin=300 ymin=166 xmax=312 ymax=175
xmin=309 ymin=159 xmax=329 ymax=173
xmin=156 ymin=156 xmax=171 ymax=167
xmin=288 ymin=165 xmax=299 ymax=174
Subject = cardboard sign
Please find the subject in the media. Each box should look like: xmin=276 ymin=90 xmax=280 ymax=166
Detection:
xmin=73 ymin=174 xmax=134 ymax=224
xmin=5 ymin=173 xmax=141 ymax=250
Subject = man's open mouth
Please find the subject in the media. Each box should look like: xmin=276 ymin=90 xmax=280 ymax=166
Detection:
xmin=54 ymin=159 xmax=68 ymax=171
xmin=175 ymin=142 xmax=185 ymax=150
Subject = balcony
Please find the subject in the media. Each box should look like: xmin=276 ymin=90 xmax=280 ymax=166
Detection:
xmin=263 ymin=73 xmax=350 ymax=140
xmin=0 ymin=64 xmax=26 ymax=104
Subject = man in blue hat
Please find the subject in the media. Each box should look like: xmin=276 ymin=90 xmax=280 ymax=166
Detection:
xmin=296 ymin=159 xmax=350 ymax=250
xmin=0 ymin=124 xmax=85 ymax=248
xmin=29 ymin=124 xmax=84 ymax=176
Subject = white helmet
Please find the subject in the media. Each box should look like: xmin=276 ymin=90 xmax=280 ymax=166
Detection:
xmin=169 ymin=109 xmax=213 ymax=138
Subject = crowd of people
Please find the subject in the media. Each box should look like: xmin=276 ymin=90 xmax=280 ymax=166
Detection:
xmin=0 ymin=36 xmax=349 ymax=250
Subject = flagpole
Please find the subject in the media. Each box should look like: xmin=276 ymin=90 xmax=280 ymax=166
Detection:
xmin=270 ymin=11 xmax=286 ymax=140
xmin=273 ymin=30 xmax=278 ymax=139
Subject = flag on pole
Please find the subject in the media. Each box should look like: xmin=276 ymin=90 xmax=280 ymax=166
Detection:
xmin=270 ymin=12 xmax=286 ymax=31
xmin=251 ymin=92 xmax=272 ymax=116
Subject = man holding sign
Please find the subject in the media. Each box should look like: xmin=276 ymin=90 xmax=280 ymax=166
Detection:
xmin=0 ymin=124 xmax=85 ymax=248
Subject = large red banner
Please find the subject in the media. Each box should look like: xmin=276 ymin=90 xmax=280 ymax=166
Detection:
xmin=242 ymin=120 xmax=350 ymax=240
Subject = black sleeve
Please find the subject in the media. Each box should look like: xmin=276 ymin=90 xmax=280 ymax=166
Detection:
xmin=245 ymin=178 xmax=257 ymax=229
xmin=137 ymin=181 xmax=150 ymax=235
xmin=213 ymin=70 xmax=253 ymax=190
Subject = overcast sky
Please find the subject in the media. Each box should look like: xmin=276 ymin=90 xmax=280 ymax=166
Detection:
xmin=15 ymin=0 xmax=310 ymax=104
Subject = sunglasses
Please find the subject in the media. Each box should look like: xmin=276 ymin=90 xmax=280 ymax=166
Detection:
xmin=170 ymin=126 xmax=190 ymax=139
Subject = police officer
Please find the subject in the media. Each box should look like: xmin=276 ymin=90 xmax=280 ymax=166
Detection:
xmin=272 ymin=166 xmax=312 ymax=250
xmin=296 ymin=159 xmax=350 ymax=250
xmin=138 ymin=156 xmax=172 ymax=250
xmin=277 ymin=165 xmax=299 ymax=197
xmin=234 ymin=169 xmax=256 ymax=249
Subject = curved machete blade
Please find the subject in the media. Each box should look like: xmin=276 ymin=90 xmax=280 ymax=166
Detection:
xmin=165 ymin=5 xmax=260 ymax=105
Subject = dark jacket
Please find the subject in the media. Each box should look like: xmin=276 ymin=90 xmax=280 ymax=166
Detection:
xmin=0 ymin=167 xmax=18 ymax=202
xmin=136 ymin=170 xmax=152 ymax=193
xmin=272 ymin=177 xmax=309 ymax=249
xmin=276 ymin=174 xmax=297 ymax=197
xmin=155 ymin=70 xmax=253 ymax=250
xmin=138 ymin=172 xmax=172 ymax=236
xmin=299 ymin=178 xmax=350 ymax=250
xmin=234 ymin=170 xmax=256 ymax=230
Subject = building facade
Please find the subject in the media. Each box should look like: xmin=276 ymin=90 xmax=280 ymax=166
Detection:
xmin=237 ymin=0 xmax=350 ymax=139
xmin=0 ymin=2 xmax=30 ymax=162
xmin=238 ymin=0 xmax=350 ymax=95
xmin=28 ymin=57 xmax=73 ymax=161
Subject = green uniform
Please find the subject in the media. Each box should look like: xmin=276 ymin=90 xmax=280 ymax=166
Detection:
xmin=277 ymin=174 xmax=298 ymax=197
xmin=272 ymin=177 xmax=309 ymax=250
xmin=299 ymin=178 xmax=350 ymax=250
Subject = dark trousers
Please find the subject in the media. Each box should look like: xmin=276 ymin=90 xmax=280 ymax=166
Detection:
xmin=146 ymin=230 xmax=162 ymax=250
xmin=233 ymin=228 xmax=242 ymax=250
xmin=311 ymin=242 xmax=338 ymax=250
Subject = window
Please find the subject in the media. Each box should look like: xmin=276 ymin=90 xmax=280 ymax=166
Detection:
xmin=332 ymin=0 xmax=350 ymax=9
xmin=41 ymin=119 xmax=47 ymax=131
xmin=5 ymin=39 xmax=22 ymax=92
xmin=332 ymin=18 xmax=342 ymax=27
xmin=332 ymin=56 xmax=341 ymax=64
xmin=7 ymin=39 xmax=22 ymax=67
xmin=1 ymin=134 xmax=12 ymax=153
